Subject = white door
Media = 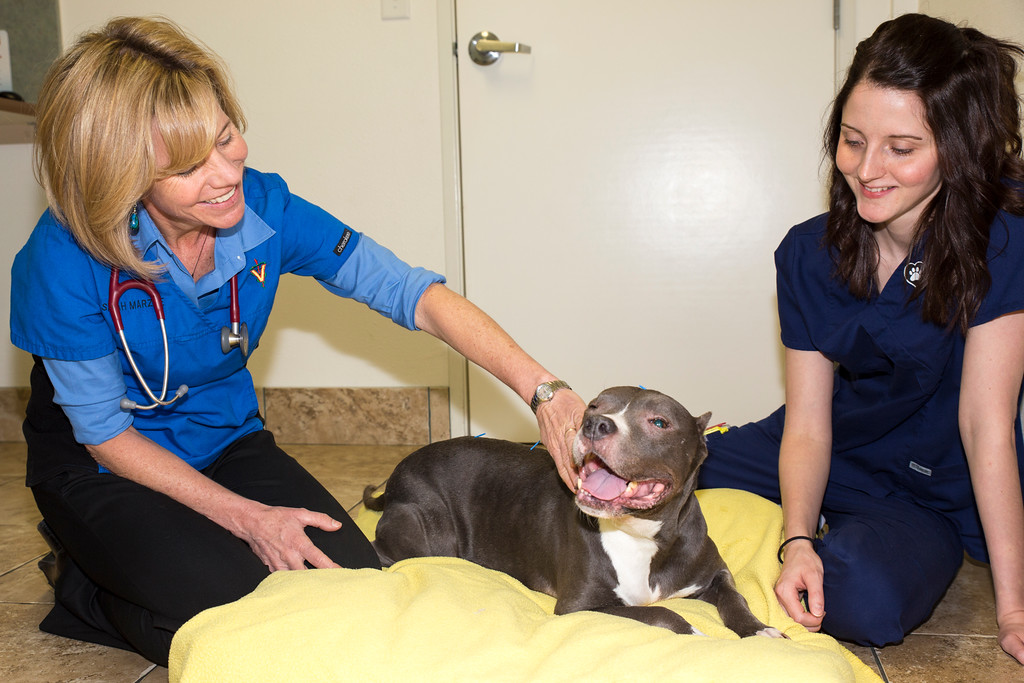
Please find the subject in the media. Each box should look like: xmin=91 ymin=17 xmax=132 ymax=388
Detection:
xmin=456 ymin=1 xmax=836 ymax=440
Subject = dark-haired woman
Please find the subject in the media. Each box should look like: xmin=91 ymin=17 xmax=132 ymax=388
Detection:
xmin=699 ymin=13 xmax=1024 ymax=664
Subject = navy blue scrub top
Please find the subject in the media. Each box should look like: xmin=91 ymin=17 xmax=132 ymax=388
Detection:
xmin=775 ymin=211 xmax=1024 ymax=560
xmin=10 ymin=168 xmax=444 ymax=479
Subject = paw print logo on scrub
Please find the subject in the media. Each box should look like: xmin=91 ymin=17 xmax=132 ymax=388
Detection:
xmin=904 ymin=261 xmax=923 ymax=288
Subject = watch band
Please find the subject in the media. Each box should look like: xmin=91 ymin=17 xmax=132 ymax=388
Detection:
xmin=530 ymin=380 xmax=571 ymax=413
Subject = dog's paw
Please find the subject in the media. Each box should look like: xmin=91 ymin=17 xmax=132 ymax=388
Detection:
xmin=755 ymin=627 xmax=788 ymax=639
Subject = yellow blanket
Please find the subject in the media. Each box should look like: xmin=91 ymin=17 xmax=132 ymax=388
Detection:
xmin=169 ymin=489 xmax=880 ymax=682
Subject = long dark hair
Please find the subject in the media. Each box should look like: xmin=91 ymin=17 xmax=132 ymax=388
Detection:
xmin=823 ymin=13 xmax=1024 ymax=333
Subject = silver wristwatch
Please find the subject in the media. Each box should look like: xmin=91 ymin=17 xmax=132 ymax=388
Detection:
xmin=530 ymin=380 xmax=571 ymax=413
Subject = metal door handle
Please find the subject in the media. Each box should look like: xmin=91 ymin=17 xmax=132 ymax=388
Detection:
xmin=469 ymin=31 xmax=531 ymax=66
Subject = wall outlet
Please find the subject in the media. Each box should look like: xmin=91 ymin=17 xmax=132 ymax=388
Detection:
xmin=381 ymin=0 xmax=410 ymax=21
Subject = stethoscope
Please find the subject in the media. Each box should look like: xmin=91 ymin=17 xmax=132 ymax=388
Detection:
xmin=109 ymin=268 xmax=249 ymax=411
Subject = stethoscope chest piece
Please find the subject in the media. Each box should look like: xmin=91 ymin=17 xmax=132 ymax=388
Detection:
xmin=221 ymin=321 xmax=249 ymax=356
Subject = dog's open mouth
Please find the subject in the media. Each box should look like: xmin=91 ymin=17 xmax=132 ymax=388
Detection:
xmin=576 ymin=453 xmax=671 ymax=511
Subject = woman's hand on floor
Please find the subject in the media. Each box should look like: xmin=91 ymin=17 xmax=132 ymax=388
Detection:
xmin=774 ymin=541 xmax=826 ymax=631
xmin=998 ymin=610 xmax=1024 ymax=664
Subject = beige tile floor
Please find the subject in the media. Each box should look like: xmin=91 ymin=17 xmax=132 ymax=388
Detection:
xmin=1 ymin=440 xmax=1022 ymax=682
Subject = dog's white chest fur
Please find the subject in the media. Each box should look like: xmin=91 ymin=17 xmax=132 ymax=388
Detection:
xmin=597 ymin=517 xmax=694 ymax=605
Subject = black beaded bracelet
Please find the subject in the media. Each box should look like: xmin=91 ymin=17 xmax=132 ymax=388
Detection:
xmin=777 ymin=535 xmax=816 ymax=564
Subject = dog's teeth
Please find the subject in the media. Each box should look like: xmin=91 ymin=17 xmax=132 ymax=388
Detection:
xmin=625 ymin=481 xmax=638 ymax=496
xmin=576 ymin=476 xmax=583 ymax=491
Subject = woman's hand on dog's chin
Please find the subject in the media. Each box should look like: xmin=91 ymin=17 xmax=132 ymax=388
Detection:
xmin=536 ymin=388 xmax=586 ymax=491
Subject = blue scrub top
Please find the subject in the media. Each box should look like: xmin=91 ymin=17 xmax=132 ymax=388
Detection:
xmin=10 ymin=168 xmax=444 ymax=475
xmin=775 ymin=211 xmax=1024 ymax=559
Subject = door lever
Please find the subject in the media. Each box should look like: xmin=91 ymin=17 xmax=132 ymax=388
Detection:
xmin=468 ymin=31 xmax=531 ymax=66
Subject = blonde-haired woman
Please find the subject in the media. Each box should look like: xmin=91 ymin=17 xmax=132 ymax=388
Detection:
xmin=12 ymin=16 xmax=584 ymax=665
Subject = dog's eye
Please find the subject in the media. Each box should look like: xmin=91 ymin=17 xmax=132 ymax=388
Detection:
xmin=650 ymin=418 xmax=668 ymax=429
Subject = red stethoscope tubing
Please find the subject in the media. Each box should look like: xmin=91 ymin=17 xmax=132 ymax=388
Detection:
xmin=229 ymin=272 xmax=240 ymax=326
xmin=109 ymin=268 xmax=244 ymax=410
xmin=109 ymin=269 xmax=164 ymax=332
xmin=221 ymin=272 xmax=249 ymax=356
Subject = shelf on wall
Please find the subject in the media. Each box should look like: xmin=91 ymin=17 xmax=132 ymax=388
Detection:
xmin=0 ymin=98 xmax=36 ymax=144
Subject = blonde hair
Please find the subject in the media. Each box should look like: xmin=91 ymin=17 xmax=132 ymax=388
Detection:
xmin=34 ymin=16 xmax=247 ymax=278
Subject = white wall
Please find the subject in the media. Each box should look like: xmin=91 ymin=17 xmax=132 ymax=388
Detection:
xmin=0 ymin=141 xmax=45 ymax=386
xmin=921 ymin=0 xmax=1024 ymax=38
xmin=3 ymin=0 xmax=1024 ymax=400
xmin=1 ymin=0 xmax=453 ymax=390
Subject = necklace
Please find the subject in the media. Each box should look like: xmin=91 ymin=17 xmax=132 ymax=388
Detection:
xmin=190 ymin=227 xmax=211 ymax=280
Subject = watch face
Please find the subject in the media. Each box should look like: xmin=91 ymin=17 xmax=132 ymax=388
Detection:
xmin=537 ymin=385 xmax=554 ymax=402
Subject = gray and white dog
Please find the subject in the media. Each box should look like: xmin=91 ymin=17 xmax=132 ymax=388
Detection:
xmin=364 ymin=386 xmax=784 ymax=638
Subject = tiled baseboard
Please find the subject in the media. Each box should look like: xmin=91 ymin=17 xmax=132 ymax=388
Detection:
xmin=0 ymin=386 xmax=449 ymax=445
xmin=263 ymin=387 xmax=450 ymax=445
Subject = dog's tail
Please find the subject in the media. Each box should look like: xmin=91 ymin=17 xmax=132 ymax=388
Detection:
xmin=362 ymin=484 xmax=387 ymax=512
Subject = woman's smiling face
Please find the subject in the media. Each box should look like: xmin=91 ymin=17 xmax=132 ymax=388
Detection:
xmin=143 ymin=109 xmax=248 ymax=238
xmin=836 ymin=82 xmax=942 ymax=234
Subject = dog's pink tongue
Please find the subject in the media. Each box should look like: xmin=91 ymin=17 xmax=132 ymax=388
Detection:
xmin=582 ymin=468 xmax=629 ymax=501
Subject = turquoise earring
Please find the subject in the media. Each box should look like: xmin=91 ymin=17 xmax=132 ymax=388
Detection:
xmin=129 ymin=204 xmax=139 ymax=234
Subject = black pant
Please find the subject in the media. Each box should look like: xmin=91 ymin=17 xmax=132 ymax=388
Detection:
xmin=31 ymin=430 xmax=380 ymax=666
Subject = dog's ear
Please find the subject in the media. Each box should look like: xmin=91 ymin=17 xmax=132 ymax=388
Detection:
xmin=695 ymin=411 xmax=712 ymax=435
